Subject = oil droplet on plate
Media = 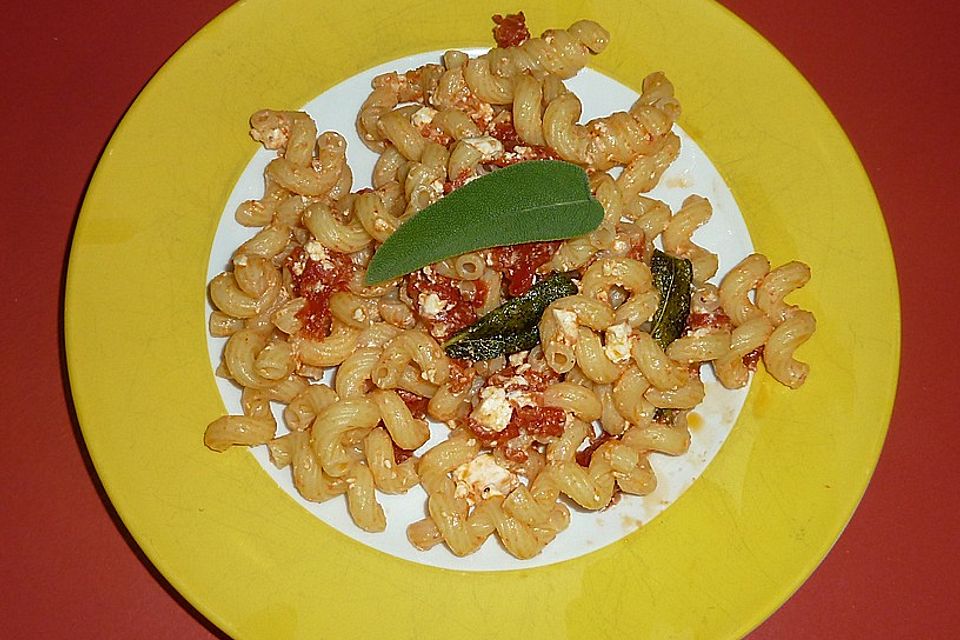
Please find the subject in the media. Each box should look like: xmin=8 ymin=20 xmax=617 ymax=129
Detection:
xmin=687 ymin=411 xmax=704 ymax=432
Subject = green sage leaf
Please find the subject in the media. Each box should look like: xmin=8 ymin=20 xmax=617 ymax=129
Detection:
xmin=649 ymin=249 xmax=693 ymax=349
xmin=364 ymin=161 xmax=604 ymax=284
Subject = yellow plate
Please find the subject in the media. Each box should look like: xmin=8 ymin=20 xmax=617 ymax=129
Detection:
xmin=65 ymin=0 xmax=899 ymax=637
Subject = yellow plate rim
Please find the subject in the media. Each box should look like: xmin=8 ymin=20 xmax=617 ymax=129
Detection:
xmin=65 ymin=1 xmax=900 ymax=637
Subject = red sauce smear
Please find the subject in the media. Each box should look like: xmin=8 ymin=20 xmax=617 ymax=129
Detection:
xmin=492 ymin=12 xmax=530 ymax=48
xmin=575 ymin=431 xmax=617 ymax=468
xmin=512 ymin=405 xmax=566 ymax=438
xmin=395 ymin=389 xmax=429 ymax=420
xmin=286 ymin=246 xmax=354 ymax=339
xmin=685 ymin=311 xmax=734 ymax=332
xmin=392 ymin=443 xmax=416 ymax=465
xmin=487 ymin=364 xmax=559 ymax=393
xmin=627 ymin=237 xmax=646 ymax=262
xmin=491 ymin=240 xmax=562 ymax=297
xmin=405 ymin=268 xmax=488 ymax=341
xmin=447 ymin=359 xmax=475 ymax=394
xmin=488 ymin=118 xmax=560 ymax=162
xmin=743 ymin=346 xmax=764 ymax=370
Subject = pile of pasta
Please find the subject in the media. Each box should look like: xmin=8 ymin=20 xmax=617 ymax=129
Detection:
xmin=204 ymin=15 xmax=815 ymax=560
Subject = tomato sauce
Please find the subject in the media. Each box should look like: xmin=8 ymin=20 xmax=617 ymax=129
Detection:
xmin=743 ymin=346 xmax=764 ymax=370
xmin=447 ymin=359 xmax=475 ymax=394
xmin=511 ymin=405 xmax=566 ymax=438
xmin=492 ymin=12 xmax=530 ymax=48
xmin=491 ymin=240 xmax=562 ymax=296
xmin=405 ymin=268 xmax=489 ymax=341
xmin=286 ymin=246 xmax=354 ymax=339
xmin=575 ymin=431 xmax=617 ymax=467
xmin=395 ymin=389 xmax=429 ymax=420
xmin=392 ymin=443 xmax=416 ymax=465
xmin=685 ymin=311 xmax=734 ymax=332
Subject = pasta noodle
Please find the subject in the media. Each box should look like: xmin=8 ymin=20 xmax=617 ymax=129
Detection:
xmin=204 ymin=13 xmax=816 ymax=560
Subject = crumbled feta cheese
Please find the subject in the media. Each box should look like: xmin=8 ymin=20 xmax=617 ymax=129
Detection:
xmin=429 ymin=179 xmax=444 ymax=196
xmin=508 ymin=351 xmax=528 ymax=367
xmin=506 ymin=389 xmax=536 ymax=407
xmin=352 ymin=308 xmax=367 ymax=323
xmin=553 ymin=308 xmax=580 ymax=345
xmin=462 ymin=136 xmax=504 ymax=161
xmin=418 ymin=292 xmax=449 ymax=319
xmin=233 ymin=254 xmax=248 ymax=267
xmin=373 ymin=218 xmax=389 ymax=232
xmin=411 ymin=106 xmax=438 ymax=127
xmin=505 ymin=376 xmax=529 ymax=388
xmin=305 ymin=239 xmax=328 ymax=262
xmin=471 ymin=386 xmax=513 ymax=432
xmin=604 ymin=322 xmax=634 ymax=363
xmin=453 ymin=453 xmax=519 ymax=506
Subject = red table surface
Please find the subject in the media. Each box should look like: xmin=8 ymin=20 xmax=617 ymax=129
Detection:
xmin=2 ymin=1 xmax=957 ymax=638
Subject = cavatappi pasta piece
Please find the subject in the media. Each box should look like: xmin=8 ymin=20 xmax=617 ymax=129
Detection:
xmin=662 ymin=195 xmax=719 ymax=283
xmin=630 ymin=331 xmax=688 ymax=391
xmin=714 ymin=316 xmax=774 ymax=389
xmin=370 ymin=389 xmax=431 ymax=450
xmin=763 ymin=309 xmax=816 ymax=389
xmin=283 ymin=383 xmax=339 ymax=431
xmin=310 ymin=397 xmax=381 ymax=477
xmin=363 ymin=427 xmax=419 ymax=494
xmin=204 ymin=415 xmax=276 ymax=452
xmin=757 ymin=261 xmax=812 ymax=325
xmin=719 ymin=253 xmax=771 ymax=326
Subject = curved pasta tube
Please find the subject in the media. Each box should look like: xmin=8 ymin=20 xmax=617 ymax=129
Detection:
xmin=344 ymin=460 xmax=387 ymax=532
xmin=662 ymin=195 xmax=719 ymax=283
xmin=574 ymin=327 xmax=622 ymax=384
xmin=223 ymin=328 xmax=277 ymax=389
xmin=203 ymin=415 xmax=275 ymax=452
xmin=292 ymin=322 xmax=361 ymax=368
xmin=630 ymin=331 xmax=689 ymax=391
xmin=543 ymin=381 xmax=602 ymax=422
xmin=757 ymin=261 xmax=812 ymax=325
xmin=714 ymin=316 xmax=773 ymax=389
xmin=265 ymin=131 xmax=346 ymax=197
xmin=288 ymin=430 xmax=347 ymax=502
xmin=310 ymin=397 xmax=381 ymax=477
xmin=370 ymin=389 xmax=431 ymax=450
xmin=763 ymin=310 xmax=816 ymax=388
xmin=719 ymin=253 xmax=771 ymax=326
xmin=372 ymin=329 xmax=450 ymax=389
xmin=302 ymin=201 xmax=372 ymax=253
xmin=334 ymin=347 xmax=380 ymax=398
xmin=612 ymin=365 xmax=657 ymax=427
xmin=283 ymin=383 xmax=339 ymax=432
xmin=363 ymin=427 xmax=419 ymax=494
xmin=487 ymin=20 xmax=609 ymax=80
xmin=581 ymin=257 xmax=653 ymax=303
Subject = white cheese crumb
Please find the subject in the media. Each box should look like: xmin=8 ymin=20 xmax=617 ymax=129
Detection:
xmin=305 ymin=239 xmax=328 ymax=263
xmin=418 ymin=292 xmax=449 ymax=319
xmin=462 ymin=136 xmax=504 ymax=161
xmin=411 ymin=106 xmax=438 ymax=127
xmin=453 ymin=453 xmax=519 ymax=506
xmin=506 ymin=389 xmax=536 ymax=407
xmin=553 ymin=308 xmax=580 ymax=345
xmin=471 ymin=386 xmax=513 ymax=432
xmin=429 ymin=179 xmax=444 ymax=196
xmin=508 ymin=351 xmax=528 ymax=367
xmin=233 ymin=254 xmax=249 ymax=267
xmin=604 ymin=322 xmax=634 ymax=363
xmin=352 ymin=308 xmax=367 ymax=323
